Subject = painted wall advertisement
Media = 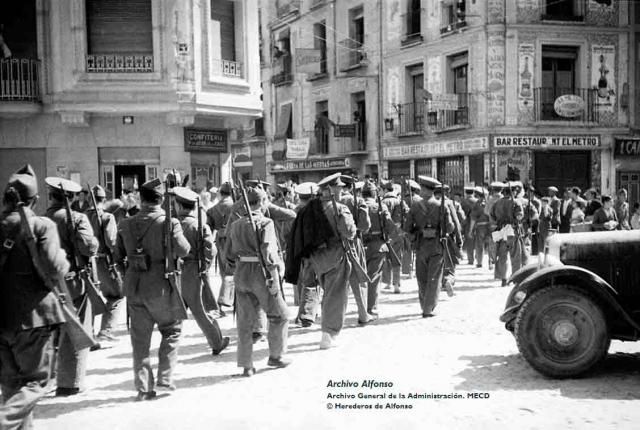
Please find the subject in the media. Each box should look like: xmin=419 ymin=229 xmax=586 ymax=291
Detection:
xmin=285 ymin=138 xmax=310 ymax=159
xmin=496 ymin=149 xmax=530 ymax=184
xmin=487 ymin=32 xmax=505 ymax=126
xmin=591 ymin=45 xmax=616 ymax=112
xmin=518 ymin=44 xmax=535 ymax=110
xmin=232 ymin=145 xmax=252 ymax=167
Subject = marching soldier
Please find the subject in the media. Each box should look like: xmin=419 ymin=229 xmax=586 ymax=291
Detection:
xmin=401 ymin=179 xmax=422 ymax=277
xmin=173 ymin=187 xmax=229 ymax=356
xmin=224 ymin=186 xmax=290 ymax=376
xmin=115 ymin=179 xmax=190 ymax=400
xmin=460 ymin=186 xmax=477 ymax=265
xmin=468 ymin=187 xmax=492 ymax=269
xmin=207 ymin=182 xmax=234 ymax=313
xmin=547 ymin=186 xmax=562 ymax=231
xmin=86 ymin=185 xmax=123 ymax=347
xmin=361 ymin=181 xmax=395 ymax=315
xmin=0 ymin=166 xmax=69 ymax=429
xmin=485 ymin=182 xmax=504 ymax=271
xmin=403 ymin=176 xmax=454 ymax=318
xmin=44 ymin=177 xmax=99 ymax=396
xmin=491 ymin=183 xmax=525 ymax=286
xmin=381 ymin=181 xmax=409 ymax=293
xmin=273 ymin=183 xmax=297 ymax=210
xmin=513 ymin=181 xmax=537 ymax=262
xmin=436 ymin=184 xmax=463 ymax=297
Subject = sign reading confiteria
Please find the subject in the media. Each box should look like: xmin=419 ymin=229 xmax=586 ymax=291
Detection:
xmin=493 ymin=135 xmax=601 ymax=148
xmin=614 ymin=138 xmax=640 ymax=156
xmin=383 ymin=137 xmax=488 ymax=159
xmin=279 ymin=158 xmax=350 ymax=171
xmin=184 ymin=128 xmax=228 ymax=152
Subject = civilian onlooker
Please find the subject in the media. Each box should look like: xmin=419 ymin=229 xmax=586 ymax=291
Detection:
xmin=583 ymin=188 xmax=602 ymax=221
xmin=591 ymin=195 xmax=618 ymax=231
xmin=559 ymin=188 xmax=573 ymax=233
xmin=570 ymin=200 xmax=586 ymax=231
xmin=615 ymin=188 xmax=631 ymax=230
xmin=631 ymin=202 xmax=640 ymax=230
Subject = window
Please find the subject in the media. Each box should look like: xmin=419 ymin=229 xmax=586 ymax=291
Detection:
xmin=315 ymin=100 xmax=330 ymax=154
xmin=449 ymin=52 xmax=468 ymax=94
xmin=403 ymin=0 xmax=422 ymax=41
xmin=398 ymin=64 xmax=424 ymax=136
xmin=352 ymin=92 xmax=366 ymax=151
xmin=346 ymin=6 xmax=365 ymax=67
xmin=272 ymin=30 xmax=292 ymax=85
xmin=539 ymin=46 xmax=578 ymax=120
xmin=542 ymin=0 xmax=584 ymax=21
xmin=313 ymin=21 xmax=327 ymax=75
xmin=210 ymin=0 xmax=243 ymax=78
xmin=440 ymin=0 xmax=466 ymax=34
xmin=85 ymin=0 xmax=153 ymax=72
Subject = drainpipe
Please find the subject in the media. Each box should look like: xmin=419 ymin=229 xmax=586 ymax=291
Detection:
xmin=377 ymin=0 xmax=384 ymax=180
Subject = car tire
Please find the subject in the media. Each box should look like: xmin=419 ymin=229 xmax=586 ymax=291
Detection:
xmin=514 ymin=284 xmax=610 ymax=378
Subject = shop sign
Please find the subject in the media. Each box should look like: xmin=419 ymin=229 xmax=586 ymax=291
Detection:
xmin=273 ymin=157 xmax=350 ymax=171
xmin=233 ymin=145 xmax=252 ymax=167
xmin=286 ymin=138 xmax=310 ymax=159
xmin=493 ymin=135 xmax=601 ymax=149
xmin=383 ymin=137 xmax=488 ymax=159
xmin=334 ymin=124 xmax=357 ymax=137
xmin=184 ymin=128 xmax=227 ymax=152
xmin=554 ymin=95 xmax=585 ymax=118
xmin=614 ymin=138 xmax=640 ymax=157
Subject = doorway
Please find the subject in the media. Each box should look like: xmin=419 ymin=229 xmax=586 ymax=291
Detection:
xmin=618 ymin=171 xmax=640 ymax=211
xmin=114 ymin=165 xmax=145 ymax=198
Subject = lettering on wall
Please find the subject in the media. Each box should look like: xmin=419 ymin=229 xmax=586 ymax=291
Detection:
xmin=518 ymin=44 xmax=535 ymax=110
xmin=487 ymin=32 xmax=505 ymax=126
xmin=591 ymin=45 xmax=616 ymax=113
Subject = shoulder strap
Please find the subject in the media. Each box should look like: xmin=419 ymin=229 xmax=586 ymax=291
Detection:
xmin=134 ymin=214 xmax=164 ymax=246
xmin=0 ymin=224 xmax=16 ymax=273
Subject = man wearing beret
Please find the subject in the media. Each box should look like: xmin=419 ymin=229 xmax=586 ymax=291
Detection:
xmin=44 ymin=176 xmax=99 ymax=396
xmin=0 ymin=165 xmax=69 ymax=429
xmin=115 ymin=178 xmax=191 ymax=400
xmin=173 ymin=187 xmax=229 ymax=356
xmin=224 ymin=187 xmax=290 ymax=376
xmin=403 ymin=176 xmax=454 ymax=317
xmin=207 ymin=182 xmax=235 ymax=313
xmin=86 ymin=184 xmax=123 ymax=347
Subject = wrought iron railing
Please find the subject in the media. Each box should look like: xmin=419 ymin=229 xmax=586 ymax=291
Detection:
xmin=426 ymin=93 xmax=470 ymax=131
xmin=211 ymin=59 xmax=243 ymax=78
xmin=352 ymin=120 xmax=366 ymax=152
xmin=440 ymin=20 xmax=467 ymax=34
xmin=397 ymin=102 xmax=425 ymax=136
xmin=86 ymin=54 xmax=153 ymax=73
xmin=339 ymin=39 xmax=366 ymax=71
xmin=534 ymin=87 xmax=599 ymax=123
xmin=271 ymin=55 xmax=293 ymax=86
xmin=0 ymin=58 xmax=41 ymax=102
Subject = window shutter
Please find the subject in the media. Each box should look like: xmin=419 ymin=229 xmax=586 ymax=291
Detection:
xmin=211 ymin=0 xmax=236 ymax=61
xmin=86 ymin=0 xmax=153 ymax=55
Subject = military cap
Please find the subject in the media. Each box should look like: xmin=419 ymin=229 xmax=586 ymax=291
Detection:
xmin=104 ymin=199 xmax=124 ymax=213
xmin=406 ymin=179 xmax=421 ymax=192
xmin=474 ymin=186 xmax=486 ymax=196
xmin=6 ymin=164 xmax=38 ymax=201
xmin=380 ymin=180 xmax=394 ymax=191
xmin=584 ymin=188 xmax=597 ymax=196
xmin=245 ymin=179 xmax=271 ymax=190
xmin=464 ymin=185 xmax=475 ymax=193
xmin=489 ymin=181 xmax=505 ymax=189
xmin=246 ymin=187 xmax=267 ymax=204
xmin=435 ymin=183 xmax=450 ymax=193
xmin=547 ymin=186 xmax=559 ymax=193
xmin=92 ymin=184 xmax=106 ymax=198
xmin=417 ymin=175 xmax=440 ymax=190
xmin=172 ymin=186 xmax=199 ymax=205
xmin=45 ymin=177 xmax=82 ymax=197
xmin=354 ymin=181 xmax=364 ymax=190
xmin=361 ymin=180 xmax=377 ymax=194
xmin=511 ymin=181 xmax=523 ymax=189
xmin=318 ymin=172 xmax=345 ymax=188
xmin=219 ymin=182 xmax=233 ymax=194
xmin=295 ymin=182 xmax=318 ymax=197
xmin=340 ymin=175 xmax=356 ymax=185
xmin=276 ymin=183 xmax=294 ymax=194
xmin=141 ymin=178 xmax=164 ymax=197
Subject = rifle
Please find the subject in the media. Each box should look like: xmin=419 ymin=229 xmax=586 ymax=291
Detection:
xmin=376 ymin=191 xmax=401 ymax=268
xmin=164 ymin=172 xmax=189 ymax=320
xmin=236 ymin=174 xmax=280 ymax=296
xmin=87 ymin=183 xmax=123 ymax=294
xmin=59 ymin=183 xmax=108 ymax=315
xmin=196 ymin=196 xmax=218 ymax=311
xmin=16 ymin=202 xmax=96 ymax=351
xmin=329 ymin=194 xmax=372 ymax=284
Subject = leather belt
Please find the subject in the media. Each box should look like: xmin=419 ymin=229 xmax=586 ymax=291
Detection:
xmin=476 ymin=222 xmax=490 ymax=226
xmin=239 ymin=256 xmax=260 ymax=263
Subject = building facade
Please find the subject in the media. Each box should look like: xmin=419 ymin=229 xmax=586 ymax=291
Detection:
xmin=0 ymin=0 xmax=262 ymax=211
xmin=380 ymin=0 xmax=634 ymax=203
xmin=260 ymin=0 xmax=380 ymax=184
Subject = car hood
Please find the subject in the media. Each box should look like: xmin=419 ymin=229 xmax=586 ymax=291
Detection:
xmin=548 ymin=230 xmax=640 ymax=263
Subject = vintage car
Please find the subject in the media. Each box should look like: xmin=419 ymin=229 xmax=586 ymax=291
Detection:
xmin=500 ymin=230 xmax=640 ymax=378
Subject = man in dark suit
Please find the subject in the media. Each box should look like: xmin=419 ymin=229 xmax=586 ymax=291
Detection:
xmin=559 ymin=188 xmax=574 ymax=233
xmin=0 ymin=165 xmax=70 ymax=429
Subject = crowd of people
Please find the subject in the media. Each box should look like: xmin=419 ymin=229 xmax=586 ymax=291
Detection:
xmin=0 ymin=163 xmax=635 ymax=428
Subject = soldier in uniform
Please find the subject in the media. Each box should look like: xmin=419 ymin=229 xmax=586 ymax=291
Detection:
xmin=273 ymin=184 xmax=297 ymax=210
xmin=115 ymin=179 xmax=191 ymax=400
xmin=381 ymin=181 xmax=409 ymax=293
xmin=207 ymin=182 xmax=234 ymax=313
xmin=491 ymin=183 xmax=526 ymax=286
xmin=401 ymin=179 xmax=421 ymax=277
xmin=361 ymin=181 xmax=395 ymax=315
xmin=485 ymin=182 xmax=504 ymax=271
xmin=0 ymin=166 xmax=69 ymax=429
xmin=403 ymin=176 xmax=454 ymax=318
xmin=460 ymin=187 xmax=477 ymax=265
xmin=224 ymin=187 xmax=290 ymax=376
xmin=44 ymin=177 xmax=99 ymax=396
xmin=86 ymin=185 xmax=123 ymax=347
xmin=513 ymin=181 xmax=538 ymax=260
xmin=173 ymin=187 xmax=229 ymax=356
xmin=468 ymin=187 xmax=492 ymax=269
xmin=437 ymin=184 xmax=463 ymax=297
xmin=547 ymin=186 xmax=561 ymax=232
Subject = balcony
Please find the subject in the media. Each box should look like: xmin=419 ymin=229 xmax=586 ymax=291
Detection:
xmin=86 ymin=54 xmax=153 ymax=73
xmin=211 ymin=59 xmax=243 ymax=79
xmin=397 ymin=102 xmax=425 ymax=136
xmin=426 ymin=93 xmax=470 ymax=132
xmin=277 ymin=0 xmax=301 ymax=18
xmin=534 ymin=88 xmax=599 ymax=123
xmin=440 ymin=20 xmax=467 ymax=35
xmin=271 ymin=55 xmax=293 ymax=86
xmin=0 ymin=59 xmax=41 ymax=102
xmin=339 ymin=39 xmax=367 ymax=72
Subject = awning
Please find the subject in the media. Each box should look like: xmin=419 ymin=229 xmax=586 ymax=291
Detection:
xmin=275 ymin=103 xmax=292 ymax=138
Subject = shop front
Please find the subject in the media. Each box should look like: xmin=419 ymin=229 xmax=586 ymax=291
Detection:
xmin=613 ymin=137 xmax=640 ymax=209
xmin=99 ymin=146 xmax=160 ymax=200
xmin=184 ymin=128 xmax=228 ymax=191
xmin=492 ymin=134 xmax=603 ymax=194
xmin=270 ymin=157 xmax=355 ymax=184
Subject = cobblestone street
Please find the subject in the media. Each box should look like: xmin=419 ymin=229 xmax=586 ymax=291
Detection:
xmin=36 ymin=261 xmax=640 ymax=430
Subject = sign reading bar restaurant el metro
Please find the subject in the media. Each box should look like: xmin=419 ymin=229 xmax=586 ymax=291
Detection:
xmin=493 ymin=135 xmax=601 ymax=148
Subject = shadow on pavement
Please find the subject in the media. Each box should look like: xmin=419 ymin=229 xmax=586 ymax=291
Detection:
xmin=455 ymin=352 xmax=640 ymax=400
xmin=36 ymin=394 xmax=137 ymax=420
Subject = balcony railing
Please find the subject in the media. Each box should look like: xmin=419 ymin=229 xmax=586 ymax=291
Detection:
xmin=401 ymin=11 xmax=423 ymax=45
xmin=534 ymin=87 xmax=599 ymax=123
xmin=339 ymin=39 xmax=366 ymax=71
xmin=426 ymin=93 xmax=470 ymax=131
xmin=0 ymin=59 xmax=41 ymax=102
xmin=277 ymin=0 xmax=301 ymax=18
xmin=397 ymin=102 xmax=425 ymax=136
xmin=86 ymin=54 xmax=153 ymax=73
xmin=211 ymin=59 xmax=243 ymax=78
xmin=271 ymin=55 xmax=293 ymax=86
xmin=352 ymin=120 xmax=366 ymax=152
xmin=440 ymin=20 xmax=467 ymax=34
xmin=541 ymin=12 xmax=584 ymax=21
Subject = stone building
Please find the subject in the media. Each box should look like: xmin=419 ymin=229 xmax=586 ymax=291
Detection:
xmin=0 ymin=0 xmax=262 ymax=212
xmin=380 ymin=0 xmax=634 ymax=202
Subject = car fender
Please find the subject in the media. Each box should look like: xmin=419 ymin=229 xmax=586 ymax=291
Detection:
xmin=508 ymin=262 xmax=539 ymax=286
xmin=518 ymin=265 xmax=640 ymax=334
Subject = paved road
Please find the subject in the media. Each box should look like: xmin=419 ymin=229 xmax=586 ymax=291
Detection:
xmin=35 ymin=260 xmax=640 ymax=430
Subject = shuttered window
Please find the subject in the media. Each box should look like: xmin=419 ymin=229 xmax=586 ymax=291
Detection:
xmin=211 ymin=0 xmax=236 ymax=61
xmin=86 ymin=0 xmax=153 ymax=55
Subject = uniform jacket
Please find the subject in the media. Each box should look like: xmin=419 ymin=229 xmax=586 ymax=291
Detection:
xmin=470 ymin=199 xmax=490 ymax=226
xmin=362 ymin=197 xmax=395 ymax=249
xmin=226 ymin=199 xmax=296 ymax=250
xmin=115 ymin=204 xmax=190 ymax=300
xmin=45 ymin=203 xmax=98 ymax=271
xmin=341 ymin=193 xmax=371 ymax=234
xmin=224 ymin=211 xmax=283 ymax=274
xmin=179 ymin=212 xmax=214 ymax=294
xmin=0 ymin=207 xmax=69 ymax=330
xmin=381 ymin=193 xmax=409 ymax=239
xmin=403 ymin=196 xmax=454 ymax=243
xmin=207 ymin=196 xmax=234 ymax=240
xmin=460 ymin=196 xmax=477 ymax=232
xmin=86 ymin=207 xmax=117 ymax=255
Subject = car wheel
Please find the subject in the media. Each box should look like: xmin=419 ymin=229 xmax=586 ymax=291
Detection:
xmin=514 ymin=284 xmax=610 ymax=378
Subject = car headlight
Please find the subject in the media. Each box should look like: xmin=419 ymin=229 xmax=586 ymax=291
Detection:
xmin=513 ymin=291 xmax=526 ymax=304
